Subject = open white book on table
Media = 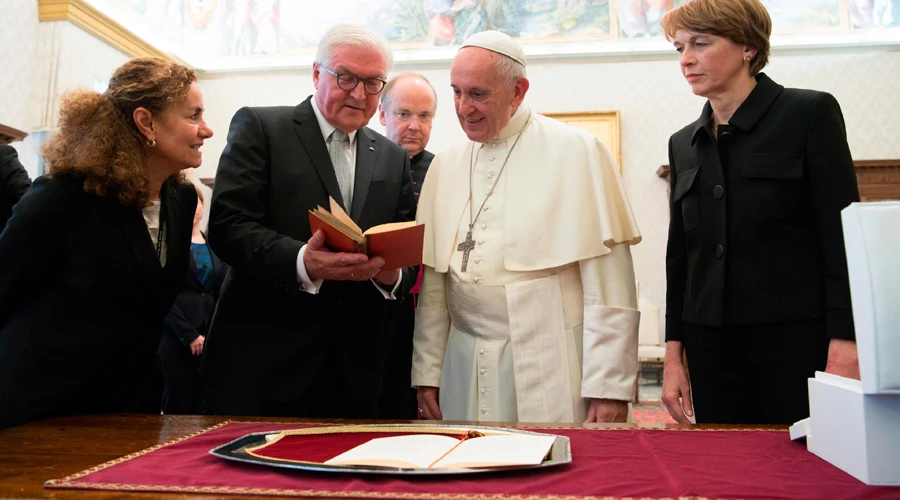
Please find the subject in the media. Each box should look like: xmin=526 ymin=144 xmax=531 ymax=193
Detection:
xmin=324 ymin=430 xmax=556 ymax=469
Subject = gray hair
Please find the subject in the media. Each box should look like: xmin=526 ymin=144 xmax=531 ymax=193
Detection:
xmin=315 ymin=23 xmax=393 ymax=71
xmin=496 ymin=53 xmax=526 ymax=86
xmin=380 ymin=73 xmax=438 ymax=110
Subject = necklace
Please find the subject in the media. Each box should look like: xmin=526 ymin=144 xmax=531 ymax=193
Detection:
xmin=456 ymin=122 xmax=529 ymax=272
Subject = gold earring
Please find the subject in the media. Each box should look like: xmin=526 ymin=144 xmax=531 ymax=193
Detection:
xmin=146 ymin=138 xmax=156 ymax=148
xmin=743 ymin=55 xmax=751 ymax=64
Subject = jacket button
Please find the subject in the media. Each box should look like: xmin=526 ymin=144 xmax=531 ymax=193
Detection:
xmin=716 ymin=244 xmax=725 ymax=259
xmin=713 ymin=185 xmax=724 ymax=200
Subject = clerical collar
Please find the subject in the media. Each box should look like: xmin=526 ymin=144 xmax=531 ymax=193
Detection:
xmin=486 ymin=105 xmax=532 ymax=143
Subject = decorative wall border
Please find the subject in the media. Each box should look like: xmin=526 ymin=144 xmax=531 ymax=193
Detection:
xmin=37 ymin=0 xmax=173 ymax=62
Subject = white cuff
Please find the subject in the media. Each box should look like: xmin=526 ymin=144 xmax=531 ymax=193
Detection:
xmin=371 ymin=272 xmax=402 ymax=300
xmin=581 ymin=304 xmax=640 ymax=402
xmin=296 ymin=245 xmax=324 ymax=294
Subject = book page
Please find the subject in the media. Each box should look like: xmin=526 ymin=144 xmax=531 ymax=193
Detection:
xmin=329 ymin=197 xmax=362 ymax=235
xmin=363 ymin=221 xmax=417 ymax=235
xmin=432 ymin=434 xmax=556 ymax=469
xmin=324 ymin=434 xmax=460 ymax=469
xmin=311 ymin=209 xmax=363 ymax=242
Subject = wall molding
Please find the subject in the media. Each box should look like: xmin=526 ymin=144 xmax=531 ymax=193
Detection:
xmin=37 ymin=0 xmax=173 ymax=62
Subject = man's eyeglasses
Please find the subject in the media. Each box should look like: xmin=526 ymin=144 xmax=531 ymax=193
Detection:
xmin=319 ymin=64 xmax=386 ymax=95
xmin=390 ymin=110 xmax=434 ymax=125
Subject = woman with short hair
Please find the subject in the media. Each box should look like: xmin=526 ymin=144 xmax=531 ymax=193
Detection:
xmin=661 ymin=0 xmax=860 ymax=425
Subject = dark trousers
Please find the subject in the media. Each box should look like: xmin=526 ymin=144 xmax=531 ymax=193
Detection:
xmin=377 ymin=296 xmax=418 ymax=419
xmin=203 ymin=341 xmax=379 ymax=419
xmin=159 ymin=332 xmax=205 ymax=414
xmin=682 ymin=317 xmax=829 ymax=425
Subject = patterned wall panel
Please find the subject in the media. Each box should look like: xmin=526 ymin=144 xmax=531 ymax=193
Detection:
xmin=0 ymin=0 xmax=39 ymax=176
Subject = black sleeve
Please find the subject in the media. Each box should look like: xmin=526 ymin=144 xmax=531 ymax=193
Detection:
xmin=164 ymin=300 xmax=200 ymax=345
xmin=665 ymin=136 xmax=687 ymax=343
xmin=805 ymin=93 xmax=860 ymax=341
xmin=0 ymin=145 xmax=33 ymax=231
xmin=0 ymin=177 xmax=66 ymax=324
xmin=395 ymin=153 xmax=419 ymax=297
xmin=207 ymin=107 xmax=304 ymax=285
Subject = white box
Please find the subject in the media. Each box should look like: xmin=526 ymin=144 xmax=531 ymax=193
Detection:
xmin=807 ymin=372 xmax=900 ymax=485
xmin=841 ymin=202 xmax=900 ymax=394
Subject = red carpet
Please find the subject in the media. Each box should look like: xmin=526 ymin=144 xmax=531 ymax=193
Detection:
xmin=633 ymin=402 xmax=676 ymax=424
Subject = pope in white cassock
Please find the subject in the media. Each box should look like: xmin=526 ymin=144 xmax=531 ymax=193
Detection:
xmin=412 ymin=30 xmax=643 ymax=423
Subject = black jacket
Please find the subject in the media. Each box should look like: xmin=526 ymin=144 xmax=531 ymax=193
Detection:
xmin=666 ymin=73 xmax=859 ymax=342
xmin=409 ymin=149 xmax=434 ymax=205
xmin=0 ymin=144 xmax=32 ymax=231
xmin=202 ymin=97 xmax=417 ymax=404
xmin=0 ymin=174 xmax=196 ymax=428
xmin=163 ymin=234 xmax=228 ymax=345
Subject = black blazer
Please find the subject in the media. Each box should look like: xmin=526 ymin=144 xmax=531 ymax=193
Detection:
xmin=0 ymin=174 xmax=196 ymax=429
xmin=665 ymin=73 xmax=859 ymax=343
xmin=0 ymin=144 xmax=32 ymax=231
xmin=202 ymin=97 xmax=417 ymax=403
xmin=163 ymin=235 xmax=228 ymax=345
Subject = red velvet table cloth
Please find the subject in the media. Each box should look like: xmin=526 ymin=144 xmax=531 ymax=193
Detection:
xmin=44 ymin=421 xmax=899 ymax=499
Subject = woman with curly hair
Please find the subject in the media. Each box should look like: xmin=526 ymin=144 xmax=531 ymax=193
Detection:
xmin=0 ymin=57 xmax=213 ymax=429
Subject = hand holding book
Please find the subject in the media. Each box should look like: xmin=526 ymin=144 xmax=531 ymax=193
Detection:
xmin=303 ymin=229 xmax=385 ymax=282
xmin=308 ymin=197 xmax=425 ymax=271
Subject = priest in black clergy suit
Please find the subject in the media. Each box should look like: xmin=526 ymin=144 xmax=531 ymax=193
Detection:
xmin=201 ymin=23 xmax=417 ymax=419
xmin=376 ymin=72 xmax=438 ymax=418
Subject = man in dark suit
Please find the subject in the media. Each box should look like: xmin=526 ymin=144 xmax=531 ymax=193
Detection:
xmin=376 ymin=73 xmax=437 ymax=418
xmin=202 ymin=24 xmax=417 ymax=419
xmin=0 ymin=143 xmax=32 ymax=231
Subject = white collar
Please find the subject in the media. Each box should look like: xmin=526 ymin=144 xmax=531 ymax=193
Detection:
xmin=482 ymin=105 xmax=532 ymax=144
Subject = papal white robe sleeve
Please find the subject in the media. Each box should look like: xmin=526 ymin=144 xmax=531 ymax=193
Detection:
xmin=412 ymin=106 xmax=641 ymax=423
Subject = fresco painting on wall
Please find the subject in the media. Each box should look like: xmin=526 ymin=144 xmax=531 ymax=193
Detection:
xmin=761 ymin=0 xmax=845 ymax=30
xmin=847 ymin=0 xmax=900 ymax=28
xmin=108 ymin=0 xmax=281 ymax=57
xmin=98 ymin=0 xmax=900 ymax=62
xmin=279 ymin=0 xmax=614 ymax=53
xmin=616 ymin=0 xmax=684 ymax=38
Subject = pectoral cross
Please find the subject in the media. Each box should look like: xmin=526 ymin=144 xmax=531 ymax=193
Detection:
xmin=457 ymin=230 xmax=475 ymax=272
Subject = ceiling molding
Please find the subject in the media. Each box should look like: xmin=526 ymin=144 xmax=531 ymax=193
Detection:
xmin=37 ymin=0 xmax=174 ymax=62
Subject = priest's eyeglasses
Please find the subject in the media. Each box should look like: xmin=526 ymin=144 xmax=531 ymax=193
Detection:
xmin=319 ymin=64 xmax=387 ymax=95
xmin=390 ymin=110 xmax=434 ymax=125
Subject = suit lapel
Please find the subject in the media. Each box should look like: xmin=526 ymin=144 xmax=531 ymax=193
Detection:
xmin=292 ymin=97 xmax=346 ymax=209
xmin=351 ymin=127 xmax=377 ymax=221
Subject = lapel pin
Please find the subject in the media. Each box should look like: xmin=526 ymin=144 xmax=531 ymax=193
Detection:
xmin=369 ymin=146 xmax=375 ymax=151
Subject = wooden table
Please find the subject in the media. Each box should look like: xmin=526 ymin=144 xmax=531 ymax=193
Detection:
xmin=0 ymin=414 xmax=715 ymax=499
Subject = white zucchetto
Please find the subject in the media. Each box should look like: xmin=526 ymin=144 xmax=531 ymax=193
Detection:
xmin=459 ymin=30 xmax=526 ymax=67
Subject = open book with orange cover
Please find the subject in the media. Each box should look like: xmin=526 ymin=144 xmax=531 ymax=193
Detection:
xmin=308 ymin=197 xmax=424 ymax=270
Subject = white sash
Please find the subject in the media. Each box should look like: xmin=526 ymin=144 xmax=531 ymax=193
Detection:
xmin=445 ymin=266 xmax=583 ymax=422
